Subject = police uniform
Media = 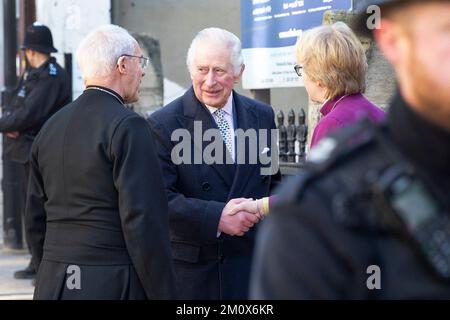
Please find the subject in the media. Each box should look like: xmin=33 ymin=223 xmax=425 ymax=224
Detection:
xmin=1 ymin=23 xmax=71 ymax=276
xmin=1 ymin=57 xmax=71 ymax=163
xmin=250 ymin=93 xmax=450 ymax=299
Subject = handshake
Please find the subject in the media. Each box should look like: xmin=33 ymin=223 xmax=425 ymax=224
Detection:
xmin=218 ymin=197 xmax=270 ymax=237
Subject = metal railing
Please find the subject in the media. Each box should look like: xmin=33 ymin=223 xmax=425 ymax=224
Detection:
xmin=277 ymin=108 xmax=308 ymax=175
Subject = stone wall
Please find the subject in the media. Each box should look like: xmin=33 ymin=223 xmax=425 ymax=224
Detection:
xmin=132 ymin=34 xmax=164 ymax=116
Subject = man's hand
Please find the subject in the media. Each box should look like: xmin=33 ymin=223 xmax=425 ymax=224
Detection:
xmin=6 ymin=131 xmax=19 ymax=139
xmin=226 ymin=198 xmax=266 ymax=219
xmin=227 ymin=199 xmax=258 ymax=216
xmin=218 ymin=198 xmax=260 ymax=236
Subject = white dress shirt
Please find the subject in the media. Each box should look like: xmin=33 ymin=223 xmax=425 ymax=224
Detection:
xmin=206 ymin=93 xmax=235 ymax=163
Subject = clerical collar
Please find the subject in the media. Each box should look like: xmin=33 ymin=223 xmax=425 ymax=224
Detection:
xmin=85 ymin=85 xmax=125 ymax=105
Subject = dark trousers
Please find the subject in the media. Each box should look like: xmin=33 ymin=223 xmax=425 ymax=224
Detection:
xmin=2 ymin=159 xmax=36 ymax=268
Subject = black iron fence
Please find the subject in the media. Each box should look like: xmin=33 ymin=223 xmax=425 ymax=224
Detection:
xmin=277 ymin=108 xmax=308 ymax=175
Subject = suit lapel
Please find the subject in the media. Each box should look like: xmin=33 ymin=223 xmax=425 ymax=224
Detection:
xmin=228 ymin=92 xmax=258 ymax=199
xmin=176 ymin=88 xmax=235 ymax=188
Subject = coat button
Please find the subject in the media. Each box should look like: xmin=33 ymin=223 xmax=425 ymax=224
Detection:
xmin=202 ymin=182 xmax=211 ymax=191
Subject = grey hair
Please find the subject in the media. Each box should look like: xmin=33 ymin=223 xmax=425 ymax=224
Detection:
xmin=186 ymin=27 xmax=244 ymax=76
xmin=76 ymin=24 xmax=137 ymax=80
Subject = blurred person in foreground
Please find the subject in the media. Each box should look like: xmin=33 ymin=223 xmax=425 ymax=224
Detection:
xmin=250 ymin=0 xmax=450 ymax=299
xmin=25 ymin=24 xmax=175 ymax=300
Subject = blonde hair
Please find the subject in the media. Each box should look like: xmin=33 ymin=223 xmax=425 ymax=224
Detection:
xmin=296 ymin=22 xmax=367 ymax=100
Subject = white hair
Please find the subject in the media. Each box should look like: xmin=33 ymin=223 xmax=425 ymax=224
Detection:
xmin=76 ymin=24 xmax=137 ymax=80
xmin=186 ymin=27 xmax=244 ymax=76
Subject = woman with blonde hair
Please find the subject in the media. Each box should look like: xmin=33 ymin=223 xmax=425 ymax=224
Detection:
xmin=296 ymin=21 xmax=384 ymax=148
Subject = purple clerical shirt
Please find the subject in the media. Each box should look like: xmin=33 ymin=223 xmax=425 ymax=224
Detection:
xmin=310 ymin=93 xmax=385 ymax=148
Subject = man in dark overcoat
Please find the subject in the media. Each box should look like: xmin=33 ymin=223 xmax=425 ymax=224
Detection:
xmin=26 ymin=24 xmax=175 ymax=300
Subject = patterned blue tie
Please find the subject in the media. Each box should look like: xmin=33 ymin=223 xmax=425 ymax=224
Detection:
xmin=214 ymin=109 xmax=233 ymax=159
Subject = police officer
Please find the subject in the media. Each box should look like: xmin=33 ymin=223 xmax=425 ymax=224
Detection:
xmin=0 ymin=23 xmax=71 ymax=279
xmin=250 ymin=0 xmax=450 ymax=299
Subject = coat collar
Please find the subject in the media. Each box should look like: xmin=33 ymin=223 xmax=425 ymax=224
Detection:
xmin=228 ymin=91 xmax=259 ymax=198
xmin=320 ymin=93 xmax=361 ymax=117
xmin=26 ymin=57 xmax=54 ymax=80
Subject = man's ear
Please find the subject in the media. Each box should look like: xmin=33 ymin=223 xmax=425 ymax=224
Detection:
xmin=234 ymin=64 xmax=245 ymax=83
xmin=117 ymin=56 xmax=127 ymax=74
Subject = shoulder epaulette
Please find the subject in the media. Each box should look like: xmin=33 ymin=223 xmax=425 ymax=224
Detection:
xmin=48 ymin=63 xmax=58 ymax=76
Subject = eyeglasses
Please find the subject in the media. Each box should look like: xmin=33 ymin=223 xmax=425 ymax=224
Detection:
xmin=294 ymin=64 xmax=303 ymax=77
xmin=121 ymin=54 xmax=150 ymax=70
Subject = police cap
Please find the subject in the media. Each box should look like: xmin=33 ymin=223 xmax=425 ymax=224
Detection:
xmin=352 ymin=0 xmax=420 ymax=38
xmin=21 ymin=22 xmax=57 ymax=54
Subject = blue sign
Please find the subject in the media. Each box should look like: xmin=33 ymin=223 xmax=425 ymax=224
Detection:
xmin=241 ymin=0 xmax=352 ymax=49
xmin=240 ymin=0 xmax=352 ymax=89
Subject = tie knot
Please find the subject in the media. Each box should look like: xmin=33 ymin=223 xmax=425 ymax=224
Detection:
xmin=215 ymin=109 xmax=226 ymax=119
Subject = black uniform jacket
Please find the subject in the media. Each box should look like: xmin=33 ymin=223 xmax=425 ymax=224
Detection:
xmin=148 ymin=87 xmax=281 ymax=299
xmin=251 ymin=93 xmax=450 ymax=299
xmin=25 ymin=87 xmax=175 ymax=300
xmin=1 ymin=57 xmax=71 ymax=163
